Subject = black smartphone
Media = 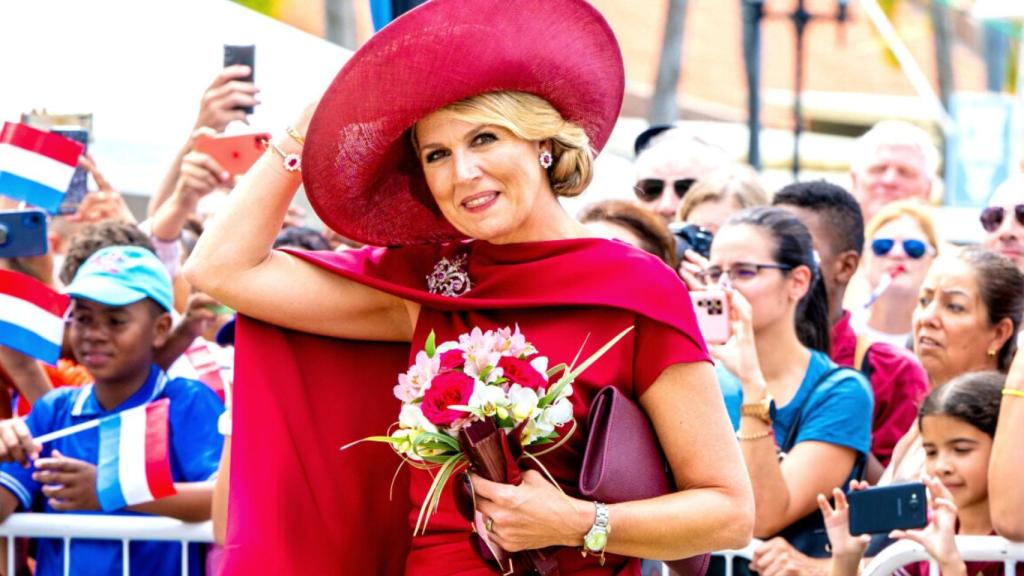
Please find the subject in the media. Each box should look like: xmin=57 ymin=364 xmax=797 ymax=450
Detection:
xmin=50 ymin=127 xmax=89 ymax=215
xmin=224 ymin=44 xmax=255 ymax=114
xmin=0 ymin=209 xmax=48 ymax=258
xmin=848 ymin=482 xmax=928 ymax=536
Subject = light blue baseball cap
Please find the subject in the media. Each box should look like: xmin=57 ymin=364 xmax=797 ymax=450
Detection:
xmin=64 ymin=245 xmax=174 ymax=312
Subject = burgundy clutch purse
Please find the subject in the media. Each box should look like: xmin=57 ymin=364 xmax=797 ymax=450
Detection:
xmin=579 ymin=386 xmax=711 ymax=576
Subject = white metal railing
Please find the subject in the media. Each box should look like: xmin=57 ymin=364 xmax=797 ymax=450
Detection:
xmin=0 ymin=513 xmax=213 ymax=576
xmin=863 ymin=535 xmax=1024 ymax=576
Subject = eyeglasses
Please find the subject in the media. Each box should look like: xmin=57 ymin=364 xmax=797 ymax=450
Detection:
xmin=870 ymin=238 xmax=929 ymax=259
xmin=633 ymin=178 xmax=696 ymax=202
xmin=980 ymin=204 xmax=1024 ymax=233
xmin=696 ymin=262 xmax=794 ymax=285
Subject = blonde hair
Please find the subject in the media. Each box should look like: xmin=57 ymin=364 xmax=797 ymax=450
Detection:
xmin=675 ymin=166 xmax=767 ymax=222
xmin=864 ymin=200 xmax=940 ymax=250
xmin=417 ymin=91 xmax=594 ymax=197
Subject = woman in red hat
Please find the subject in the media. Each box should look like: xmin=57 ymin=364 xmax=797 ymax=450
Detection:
xmin=185 ymin=0 xmax=753 ymax=574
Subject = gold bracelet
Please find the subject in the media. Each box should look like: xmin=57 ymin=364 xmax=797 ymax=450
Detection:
xmin=285 ymin=126 xmax=306 ymax=146
xmin=263 ymin=139 xmax=302 ymax=172
xmin=737 ymin=429 xmax=774 ymax=442
xmin=1002 ymin=388 xmax=1024 ymax=399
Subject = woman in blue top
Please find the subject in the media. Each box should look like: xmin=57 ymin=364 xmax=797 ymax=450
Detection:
xmin=701 ymin=207 xmax=873 ymax=560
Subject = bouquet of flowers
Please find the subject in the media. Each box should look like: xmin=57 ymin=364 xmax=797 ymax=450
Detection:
xmin=345 ymin=325 xmax=631 ymax=573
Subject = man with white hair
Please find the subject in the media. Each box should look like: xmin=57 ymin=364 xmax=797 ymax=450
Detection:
xmin=981 ymin=174 xmax=1024 ymax=272
xmin=850 ymin=120 xmax=940 ymax=222
xmin=632 ymin=126 xmax=731 ymax=221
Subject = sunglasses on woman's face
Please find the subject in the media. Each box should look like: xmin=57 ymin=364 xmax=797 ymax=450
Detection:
xmin=870 ymin=238 xmax=929 ymax=259
xmin=633 ymin=178 xmax=696 ymax=202
xmin=979 ymin=204 xmax=1024 ymax=233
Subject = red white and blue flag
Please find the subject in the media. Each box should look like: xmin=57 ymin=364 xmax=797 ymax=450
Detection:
xmin=96 ymin=398 xmax=177 ymax=511
xmin=0 ymin=122 xmax=83 ymax=213
xmin=0 ymin=270 xmax=70 ymax=365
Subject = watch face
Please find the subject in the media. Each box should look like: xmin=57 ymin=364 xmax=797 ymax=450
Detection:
xmin=768 ymin=399 xmax=777 ymax=421
xmin=585 ymin=530 xmax=608 ymax=552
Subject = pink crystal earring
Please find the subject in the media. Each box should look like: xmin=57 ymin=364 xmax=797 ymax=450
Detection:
xmin=539 ymin=150 xmax=553 ymax=169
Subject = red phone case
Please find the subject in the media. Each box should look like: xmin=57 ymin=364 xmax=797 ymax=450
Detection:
xmin=193 ymin=133 xmax=270 ymax=176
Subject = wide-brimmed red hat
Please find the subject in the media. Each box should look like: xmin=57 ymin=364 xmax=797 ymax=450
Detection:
xmin=302 ymin=0 xmax=624 ymax=246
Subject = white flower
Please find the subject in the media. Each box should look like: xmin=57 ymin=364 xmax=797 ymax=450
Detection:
xmin=394 ymin=350 xmax=440 ymax=403
xmin=529 ymin=355 xmax=550 ymax=379
xmin=459 ymin=327 xmax=502 ymax=382
xmin=507 ymin=384 xmax=539 ymax=422
xmin=399 ymin=404 xmax=437 ymax=433
xmin=521 ymin=417 xmax=551 ymax=445
xmin=468 ymin=382 xmax=509 ymax=417
xmin=541 ymin=397 xmax=574 ymax=427
xmin=496 ymin=325 xmax=535 ymax=357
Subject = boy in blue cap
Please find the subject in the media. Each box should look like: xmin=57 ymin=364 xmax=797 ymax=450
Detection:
xmin=0 ymin=245 xmax=224 ymax=576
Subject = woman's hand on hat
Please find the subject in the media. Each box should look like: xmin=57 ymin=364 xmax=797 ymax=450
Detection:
xmin=469 ymin=470 xmax=592 ymax=551
xmin=289 ymin=100 xmax=320 ymax=141
xmin=33 ymin=449 xmax=101 ymax=512
xmin=709 ymin=289 xmax=762 ymax=389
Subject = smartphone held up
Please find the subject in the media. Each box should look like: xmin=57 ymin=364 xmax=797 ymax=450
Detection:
xmin=0 ymin=209 xmax=48 ymax=259
xmin=691 ymin=288 xmax=731 ymax=345
xmin=193 ymin=132 xmax=270 ymax=176
xmin=224 ymin=45 xmax=256 ymax=114
xmin=847 ymin=482 xmax=928 ymax=536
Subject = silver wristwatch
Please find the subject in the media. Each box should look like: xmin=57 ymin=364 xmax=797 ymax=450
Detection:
xmin=581 ymin=501 xmax=610 ymax=565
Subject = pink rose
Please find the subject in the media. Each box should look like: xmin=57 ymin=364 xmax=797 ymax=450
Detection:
xmin=439 ymin=349 xmax=465 ymax=372
xmin=421 ymin=371 xmax=475 ymax=427
xmin=498 ymin=356 xmax=548 ymax=391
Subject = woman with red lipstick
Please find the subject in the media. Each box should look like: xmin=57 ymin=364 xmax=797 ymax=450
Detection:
xmin=853 ymin=201 xmax=940 ymax=350
xmin=882 ymin=247 xmax=1022 ymax=486
xmin=183 ymin=0 xmax=754 ymax=574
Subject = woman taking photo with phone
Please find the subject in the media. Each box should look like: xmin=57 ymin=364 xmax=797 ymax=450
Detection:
xmin=184 ymin=0 xmax=753 ymax=574
xmin=702 ymin=207 xmax=873 ymax=571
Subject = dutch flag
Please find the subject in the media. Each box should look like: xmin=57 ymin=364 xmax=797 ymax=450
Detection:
xmin=0 ymin=270 xmax=70 ymax=365
xmin=0 ymin=122 xmax=83 ymax=213
xmin=96 ymin=398 xmax=177 ymax=511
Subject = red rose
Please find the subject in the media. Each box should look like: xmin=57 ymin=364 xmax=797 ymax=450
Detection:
xmin=439 ymin=349 xmax=465 ymax=372
xmin=421 ymin=371 xmax=475 ymax=427
xmin=498 ymin=356 xmax=548 ymax=391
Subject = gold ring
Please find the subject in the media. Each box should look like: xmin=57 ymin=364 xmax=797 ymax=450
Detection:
xmin=485 ymin=516 xmax=494 ymax=533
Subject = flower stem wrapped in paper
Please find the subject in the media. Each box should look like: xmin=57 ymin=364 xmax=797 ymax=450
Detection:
xmin=344 ymin=325 xmax=633 ymax=575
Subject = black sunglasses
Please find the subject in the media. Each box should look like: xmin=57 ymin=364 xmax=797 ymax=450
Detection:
xmin=633 ymin=178 xmax=696 ymax=202
xmin=980 ymin=204 xmax=1024 ymax=233
xmin=870 ymin=238 xmax=929 ymax=259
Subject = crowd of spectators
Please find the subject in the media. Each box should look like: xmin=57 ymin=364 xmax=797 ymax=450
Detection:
xmin=1 ymin=48 xmax=1023 ymax=576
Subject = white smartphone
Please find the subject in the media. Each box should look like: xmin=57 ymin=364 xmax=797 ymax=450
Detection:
xmin=691 ymin=289 xmax=732 ymax=345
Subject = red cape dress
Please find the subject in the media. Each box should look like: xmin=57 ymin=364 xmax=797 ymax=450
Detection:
xmin=222 ymin=238 xmax=709 ymax=575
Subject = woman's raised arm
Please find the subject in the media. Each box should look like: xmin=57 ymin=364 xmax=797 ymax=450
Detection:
xmin=183 ymin=106 xmax=416 ymax=342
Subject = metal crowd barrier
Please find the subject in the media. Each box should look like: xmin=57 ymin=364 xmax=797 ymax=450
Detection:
xmin=649 ymin=536 xmax=1024 ymax=576
xmin=862 ymin=535 xmax=1024 ymax=576
xmin=0 ymin=512 xmax=214 ymax=576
